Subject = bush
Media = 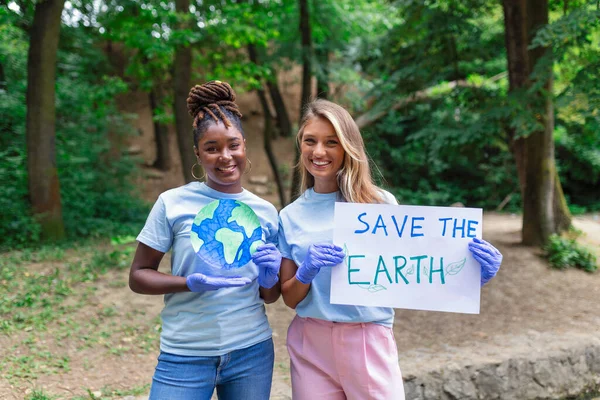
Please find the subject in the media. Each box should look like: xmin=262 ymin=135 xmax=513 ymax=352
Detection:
xmin=544 ymin=234 xmax=598 ymax=273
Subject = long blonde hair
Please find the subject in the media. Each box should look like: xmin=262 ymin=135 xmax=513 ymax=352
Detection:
xmin=296 ymin=99 xmax=383 ymax=204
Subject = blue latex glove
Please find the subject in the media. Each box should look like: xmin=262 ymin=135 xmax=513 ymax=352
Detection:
xmin=468 ymin=238 xmax=503 ymax=286
xmin=186 ymin=273 xmax=251 ymax=292
xmin=296 ymin=243 xmax=345 ymax=284
xmin=252 ymin=243 xmax=282 ymax=289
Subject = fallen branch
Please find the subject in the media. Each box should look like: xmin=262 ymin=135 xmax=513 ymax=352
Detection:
xmin=355 ymin=72 xmax=507 ymax=129
xmin=496 ymin=192 xmax=515 ymax=212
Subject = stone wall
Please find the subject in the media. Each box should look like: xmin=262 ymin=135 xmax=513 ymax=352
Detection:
xmin=403 ymin=343 xmax=600 ymax=400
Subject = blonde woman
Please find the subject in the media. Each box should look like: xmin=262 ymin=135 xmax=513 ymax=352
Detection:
xmin=278 ymin=99 xmax=502 ymax=399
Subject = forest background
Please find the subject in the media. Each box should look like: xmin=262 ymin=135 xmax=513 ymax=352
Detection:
xmin=1 ymin=0 xmax=600 ymax=250
xmin=0 ymin=0 xmax=599 ymax=398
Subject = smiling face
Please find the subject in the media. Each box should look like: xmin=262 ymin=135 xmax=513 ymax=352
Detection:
xmin=194 ymin=122 xmax=246 ymax=194
xmin=300 ymin=116 xmax=345 ymax=193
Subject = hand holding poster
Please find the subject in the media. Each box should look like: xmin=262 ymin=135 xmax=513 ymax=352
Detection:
xmin=330 ymin=203 xmax=483 ymax=314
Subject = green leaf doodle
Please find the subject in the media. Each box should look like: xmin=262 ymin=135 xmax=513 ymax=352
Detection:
xmin=406 ymin=265 xmax=415 ymax=275
xmin=423 ymin=266 xmax=429 ymax=276
xmin=357 ymin=284 xmax=388 ymax=293
xmin=343 ymin=243 xmax=349 ymax=264
xmin=445 ymin=258 xmax=466 ymax=276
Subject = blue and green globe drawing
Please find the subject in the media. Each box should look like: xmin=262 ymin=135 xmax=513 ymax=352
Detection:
xmin=190 ymin=199 xmax=263 ymax=270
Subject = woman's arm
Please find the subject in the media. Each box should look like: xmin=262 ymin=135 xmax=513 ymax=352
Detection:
xmin=129 ymin=242 xmax=189 ymax=295
xmin=280 ymin=257 xmax=311 ymax=309
xmin=259 ymin=282 xmax=281 ymax=304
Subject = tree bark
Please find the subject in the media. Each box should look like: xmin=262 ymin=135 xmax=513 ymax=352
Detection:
xmin=315 ymin=46 xmax=329 ymax=99
xmin=290 ymin=0 xmax=313 ymax=202
xmin=26 ymin=0 xmax=65 ymax=241
xmin=0 ymin=61 xmax=6 ymax=91
xmin=266 ymin=78 xmax=292 ymax=138
xmin=502 ymin=0 xmax=571 ymax=246
xmin=258 ymin=90 xmax=286 ymax=207
xmin=298 ymin=0 xmax=313 ymax=116
xmin=173 ymin=0 xmax=195 ymax=183
xmin=149 ymin=88 xmax=171 ymax=171
xmin=248 ymin=44 xmax=286 ymax=207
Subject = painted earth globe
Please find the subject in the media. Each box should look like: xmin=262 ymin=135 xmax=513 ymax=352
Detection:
xmin=190 ymin=199 xmax=263 ymax=270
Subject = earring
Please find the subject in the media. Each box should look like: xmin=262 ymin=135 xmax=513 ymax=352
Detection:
xmin=191 ymin=163 xmax=204 ymax=180
xmin=244 ymin=158 xmax=252 ymax=175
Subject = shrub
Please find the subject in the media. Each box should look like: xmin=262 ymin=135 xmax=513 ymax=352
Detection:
xmin=544 ymin=234 xmax=598 ymax=273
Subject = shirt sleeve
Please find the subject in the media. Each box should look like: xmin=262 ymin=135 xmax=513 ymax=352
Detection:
xmin=277 ymin=217 xmax=292 ymax=259
xmin=263 ymin=208 xmax=279 ymax=246
xmin=380 ymin=189 xmax=399 ymax=205
xmin=136 ymin=196 xmax=173 ymax=253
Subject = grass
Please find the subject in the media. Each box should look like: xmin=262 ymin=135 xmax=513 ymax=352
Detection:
xmin=69 ymin=384 xmax=150 ymax=400
xmin=25 ymin=384 xmax=150 ymax=400
xmin=560 ymin=386 xmax=600 ymax=399
xmin=0 ymin=239 xmax=160 ymax=398
xmin=0 ymin=242 xmax=134 ymax=334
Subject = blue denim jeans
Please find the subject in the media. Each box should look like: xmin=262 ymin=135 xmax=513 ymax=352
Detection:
xmin=149 ymin=338 xmax=274 ymax=400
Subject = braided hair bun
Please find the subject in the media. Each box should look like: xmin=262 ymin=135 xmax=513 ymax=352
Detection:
xmin=187 ymin=81 xmax=243 ymax=129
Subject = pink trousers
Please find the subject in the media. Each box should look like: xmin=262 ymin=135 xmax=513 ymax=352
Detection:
xmin=287 ymin=316 xmax=405 ymax=400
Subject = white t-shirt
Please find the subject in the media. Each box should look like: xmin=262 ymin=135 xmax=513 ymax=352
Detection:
xmin=137 ymin=182 xmax=278 ymax=356
xmin=278 ymin=188 xmax=398 ymax=327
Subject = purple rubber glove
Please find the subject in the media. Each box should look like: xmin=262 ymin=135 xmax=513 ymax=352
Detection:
xmin=186 ymin=273 xmax=251 ymax=292
xmin=252 ymin=243 xmax=282 ymax=289
xmin=296 ymin=243 xmax=345 ymax=284
xmin=468 ymin=238 xmax=503 ymax=286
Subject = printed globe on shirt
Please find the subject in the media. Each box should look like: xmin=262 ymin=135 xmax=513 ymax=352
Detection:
xmin=190 ymin=199 xmax=263 ymax=270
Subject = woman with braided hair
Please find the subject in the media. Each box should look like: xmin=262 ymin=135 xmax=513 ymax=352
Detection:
xmin=130 ymin=80 xmax=283 ymax=399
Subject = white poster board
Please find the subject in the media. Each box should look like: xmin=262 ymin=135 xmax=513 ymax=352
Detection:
xmin=330 ymin=203 xmax=482 ymax=314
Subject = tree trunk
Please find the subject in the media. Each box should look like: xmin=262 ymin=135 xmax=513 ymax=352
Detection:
xmin=298 ymin=0 xmax=313 ymax=117
xmin=258 ymin=90 xmax=286 ymax=207
xmin=290 ymin=0 xmax=313 ymax=202
xmin=315 ymin=46 xmax=329 ymax=99
xmin=553 ymin=171 xmax=571 ymax=233
xmin=0 ymin=61 xmax=6 ymax=91
xmin=173 ymin=0 xmax=195 ymax=183
xmin=248 ymin=44 xmax=286 ymax=207
xmin=149 ymin=88 xmax=171 ymax=171
xmin=502 ymin=0 xmax=571 ymax=246
xmin=26 ymin=0 xmax=65 ymax=241
xmin=266 ymin=78 xmax=292 ymax=138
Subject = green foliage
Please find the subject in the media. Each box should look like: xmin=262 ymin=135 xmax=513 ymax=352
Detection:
xmin=358 ymin=0 xmax=599 ymax=212
xmin=544 ymin=234 xmax=598 ymax=272
xmin=0 ymin=8 xmax=148 ymax=249
xmin=26 ymin=390 xmax=56 ymax=400
xmin=2 ymin=0 xmax=599 ymax=248
xmin=365 ymin=86 xmax=520 ymax=209
xmin=550 ymin=6 xmax=600 ymax=211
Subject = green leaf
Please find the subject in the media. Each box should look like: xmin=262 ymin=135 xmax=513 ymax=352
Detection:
xmin=357 ymin=284 xmax=388 ymax=292
xmin=368 ymin=284 xmax=387 ymax=293
xmin=445 ymin=258 xmax=467 ymax=276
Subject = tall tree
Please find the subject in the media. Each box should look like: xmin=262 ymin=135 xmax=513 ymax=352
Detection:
xmin=290 ymin=0 xmax=314 ymax=201
xmin=248 ymin=44 xmax=286 ymax=207
xmin=503 ymin=0 xmax=571 ymax=245
xmin=26 ymin=0 xmax=66 ymax=241
xmin=313 ymin=0 xmax=329 ymax=99
xmin=315 ymin=44 xmax=329 ymax=99
xmin=173 ymin=0 xmax=195 ymax=182
xmin=149 ymin=86 xmax=171 ymax=170
xmin=102 ymin=1 xmax=175 ymax=172
xmin=266 ymin=77 xmax=292 ymax=137
xmin=298 ymin=0 xmax=313 ymax=116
